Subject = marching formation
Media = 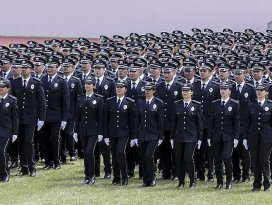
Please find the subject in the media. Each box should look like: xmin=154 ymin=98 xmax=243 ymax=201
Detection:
xmin=1 ymin=28 xmax=272 ymax=192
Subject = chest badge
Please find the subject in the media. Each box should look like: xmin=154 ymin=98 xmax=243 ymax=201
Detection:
xmin=30 ymin=84 xmax=35 ymax=89
xmin=123 ymin=105 xmax=127 ymax=110
xmin=174 ymin=91 xmax=178 ymax=96
xmin=153 ymin=104 xmax=157 ymax=109
xmin=54 ymin=83 xmax=58 ymax=88
xmin=71 ymin=83 xmax=75 ymax=88
xmin=228 ymin=106 xmax=232 ymax=111
xmin=5 ymin=102 xmax=9 ymax=107
xmin=244 ymin=93 xmax=248 ymax=98
xmin=92 ymin=100 xmax=97 ymax=105
xmin=104 ymin=85 xmax=108 ymax=90
xmin=191 ymin=106 xmax=195 ymax=111
xmin=265 ymin=106 xmax=269 ymax=111
xmin=209 ymin=88 xmax=213 ymax=93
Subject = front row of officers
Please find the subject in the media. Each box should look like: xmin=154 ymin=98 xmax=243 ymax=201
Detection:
xmin=1 ymin=70 xmax=272 ymax=192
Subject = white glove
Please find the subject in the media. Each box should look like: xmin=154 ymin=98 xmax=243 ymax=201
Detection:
xmin=234 ymin=139 xmax=239 ymax=148
xmin=130 ymin=139 xmax=136 ymax=147
xmin=134 ymin=139 xmax=138 ymax=147
xmin=197 ymin=140 xmax=202 ymax=149
xmin=12 ymin=135 xmax=17 ymax=143
xmin=61 ymin=121 xmax=67 ymax=130
xmin=73 ymin=133 xmax=78 ymax=142
xmin=157 ymin=139 xmax=163 ymax=146
xmin=98 ymin=135 xmax=103 ymax=142
xmin=207 ymin=139 xmax=211 ymax=147
xmin=104 ymin=138 xmax=110 ymax=146
xmin=243 ymin=139 xmax=248 ymax=150
xmin=170 ymin=139 xmax=174 ymax=149
xmin=37 ymin=120 xmax=44 ymax=131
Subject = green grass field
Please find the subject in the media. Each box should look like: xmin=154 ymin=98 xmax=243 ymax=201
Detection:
xmin=0 ymin=160 xmax=271 ymax=205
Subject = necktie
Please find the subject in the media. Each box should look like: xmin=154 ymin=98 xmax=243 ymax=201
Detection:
xmin=221 ymin=101 xmax=225 ymax=111
xmin=2 ymin=72 xmax=6 ymax=78
xmin=35 ymin=74 xmax=39 ymax=78
xmin=201 ymin=83 xmax=206 ymax=91
xmin=96 ymin=79 xmax=100 ymax=87
xmin=237 ymin=84 xmax=241 ymax=93
xmin=23 ymin=80 xmax=27 ymax=88
xmin=256 ymin=82 xmax=259 ymax=87
xmin=117 ymin=98 xmax=121 ymax=108
xmin=48 ymin=77 xmax=52 ymax=87
xmin=65 ymin=77 xmax=68 ymax=82
xmin=146 ymin=100 xmax=150 ymax=110
xmin=166 ymin=83 xmax=170 ymax=90
xmin=0 ymin=97 xmax=3 ymax=106
xmin=132 ymin=82 xmax=136 ymax=90
xmin=184 ymin=102 xmax=188 ymax=111
xmin=153 ymin=80 xmax=156 ymax=84
xmin=83 ymin=74 xmax=86 ymax=81
xmin=258 ymin=102 xmax=262 ymax=108
xmin=187 ymin=80 xmax=190 ymax=84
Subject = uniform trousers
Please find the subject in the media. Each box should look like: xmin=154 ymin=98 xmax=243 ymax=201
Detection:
xmin=0 ymin=138 xmax=10 ymax=178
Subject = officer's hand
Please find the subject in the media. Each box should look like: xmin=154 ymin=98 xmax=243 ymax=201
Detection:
xmin=73 ymin=133 xmax=78 ymax=142
xmin=134 ymin=139 xmax=138 ymax=147
xmin=234 ymin=139 xmax=239 ymax=148
xmin=61 ymin=121 xmax=67 ymax=130
xmin=98 ymin=135 xmax=103 ymax=142
xmin=37 ymin=120 xmax=44 ymax=131
xmin=157 ymin=139 xmax=163 ymax=146
xmin=243 ymin=139 xmax=248 ymax=150
xmin=104 ymin=138 xmax=110 ymax=146
xmin=12 ymin=135 xmax=17 ymax=143
xmin=130 ymin=139 xmax=135 ymax=147
xmin=197 ymin=140 xmax=202 ymax=149
xmin=170 ymin=139 xmax=174 ymax=149
xmin=207 ymin=139 xmax=211 ymax=147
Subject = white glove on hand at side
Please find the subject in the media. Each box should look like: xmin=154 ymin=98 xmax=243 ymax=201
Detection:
xmin=73 ymin=133 xmax=78 ymax=142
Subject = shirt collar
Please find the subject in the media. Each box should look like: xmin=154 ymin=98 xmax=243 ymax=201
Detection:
xmin=1 ymin=94 xmax=8 ymax=99
xmin=165 ymin=78 xmax=174 ymax=87
xmin=131 ymin=78 xmax=140 ymax=86
xmin=83 ymin=71 xmax=90 ymax=77
xmin=221 ymin=97 xmax=230 ymax=104
xmin=118 ymin=76 xmax=128 ymax=82
xmin=86 ymin=92 xmax=94 ymax=98
xmin=22 ymin=76 xmax=31 ymax=84
xmin=96 ymin=75 xmax=104 ymax=82
xmin=201 ymin=76 xmax=212 ymax=86
xmin=146 ymin=97 xmax=154 ymax=103
xmin=258 ymin=99 xmax=265 ymax=106
xmin=117 ymin=95 xmax=125 ymax=102
xmin=49 ymin=73 xmax=57 ymax=80
xmin=139 ymin=73 xmax=145 ymax=80
xmin=236 ymin=81 xmax=245 ymax=88
xmin=183 ymin=100 xmax=191 ymax=105
xmin=65 ymin=74 xmax=72 ymax=81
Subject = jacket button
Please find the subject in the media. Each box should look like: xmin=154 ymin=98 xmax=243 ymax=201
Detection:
xmin=117 ymin=116 xmax=119 ymax=118
xmin=258 ymin=128 xmax=260 ymax=130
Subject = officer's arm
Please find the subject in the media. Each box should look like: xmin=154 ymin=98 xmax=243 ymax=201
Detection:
xmin=158 ymin=101 xmax=164 ymax=140
xmin=12 ymin=98 xmax=19 ymax=136
xmin=170 ymin=103 xmax=177 ymax=140
xmin=74 ymin=98 xmax=81 ymax=134
xmin=208 ymin=102 xmax=215 ymax=140
xmin=129 ymin=101 xmax=136 ymax=139
xmin=134 ymin=102 xmax=141 ymax=140
xmin=37 ymin=81 xmax=46 ymax=121
xmin=233 ymin=102 xmax=240 ymax=140
xmin=61 ymin=80 xmax=70 ymax=121
xmin=103 ymin=100 xmax=109 ymax=138
xmin=196 ymin=104 xmax=203 ymax=142
xmin=97 ymin=97 xmax=104 ymax=135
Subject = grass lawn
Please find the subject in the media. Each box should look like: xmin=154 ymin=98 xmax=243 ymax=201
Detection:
xmin=0 ymin=160 xmax=271 ymax=205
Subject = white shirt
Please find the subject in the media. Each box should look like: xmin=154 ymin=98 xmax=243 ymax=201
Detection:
xmin=22 ymin=76 xmax=31 ymax=87
xmin=236 ymin=81 xmax=245 ymax=92
xmin=64 ymin=74 xmax=72 ymax=81
xmin=95 ymin=75 xmax=104 ymax=85
xmin=117 ymin=96 xmax=125 ymax=104
xmin=201 ymin=76 xmax=212 ymax=89
xmin=0 ymin=94 xmax=8 ymax=100
xmin=221 ymin=97 xmax=230 ymax=105
xmin=165 ymin=78 xmax=174 ymax=88
xmin=86 ymin=93 xmax=94 ymax=98
xmin=183 ymin=100 xmax=191 ymax=107
xmin=146 ymin=97 xmax=154 ymax=104
xmin=258 ymin=99 xmax=265 ymax=107
xmin=131 ymin=78 xmax=140 ymax=88
xmin=48 ymin=73 xmax=57 ymax=82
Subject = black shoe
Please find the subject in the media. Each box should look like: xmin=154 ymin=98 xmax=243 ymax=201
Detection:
xmin=70 ymin=156 xmax=78 ymax=161
xmin=54 ymin=164 xmax=61 ymax=170
xmin=171 ymin=176 xmax=178 ymax=181
xmin=215 ymin=184 xmax=223 ymax=190
xmin=112 ymin=178 xmax=120 ymax=185
xmin=61 ymin=158 xmax=67 ymax=164
xmin=42 ymin=165 xmax=53 ymax=170
xmin=150 ymin=179 xmax=156 ymax=187
xmin=226 ymin=183 xmax=232 ymax=190
xmin=29 ymin=169 xmax=36 ymax=177
xmin=121 ymin=178 xmax=128 ymax=186
xmin=128 ymin=172 xmax=135 ymax=178
xmin=177 ymin=182 xmax=185 ymax=189
xmin=232 ymin=179 xmax=241 ymax=183
xmin=251 ymin=187 xmax=261 ymax=192
xmin=264 ymin=187 xmax=270 ymax=192
xmin=2 ymin=175 xmax=9 ymax=183
xmin=189 ymin=182 xmax=196 ymax=189
xmin=9 ymin=161 xmax=18 ymax=169
xmin=208 ymin=177 xmax=214 ymax=182
xmin=241 ymin=178 xmax=250 ymax=183
xmin=95 ymin=173 xmax=100 ymax=177
xmin=89 ymin=177 xmax=95 ymax=185
xmin=83 ymin=179 xmax=90 ymax=184
xmin=17 ymin=169 xmax=29 ymax=176
xmin=197 ymin=176 xmax=205 ymax=182
xmin=104 ymin=173 xmax=111 ymax=179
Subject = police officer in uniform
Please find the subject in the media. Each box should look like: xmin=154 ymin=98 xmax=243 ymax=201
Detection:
xmin=104 ymin=81 xmax=136 ymax=185
xmin=171 ymin=83 xmax=203 ymax=189
xmin=247 ymin=84 xmax=272 ymax=192
xmin=60 ymin=58 xmax=82 ymax=162
xmin=73 ymin=77 xmax=104 ymax=185
xmin=40 ymin=57 xmax=70 ymax=169
xmin=209 ymin=83 xmax=240 ymax=190
xmin=0 ymin=79 xmax=19 ymax=182
xmin=10 ymin=60 xmax=46 ymax=177
xmin=133 ymin=82 xmax=164 ymax=186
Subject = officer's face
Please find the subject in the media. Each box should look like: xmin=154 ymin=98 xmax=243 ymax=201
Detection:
xmin=182 ymin=89 xmax=193 ymax=99
xmin=184 ymin=69 xmax=195 ymax=80
xmin=145 ymin=88 xmax=155 ymax=98
xmin=129 ymin=70 xmax=139 ymax=81
xmin=63 ymin=64 xmax=74 ymax=75
xmin=116 ymin=86 xmax=126 ymax=96
xmin=1 ymin=62 xmax=11 ymax=71
xmin=34 ymin=64 xmax=45 ymax=75
xmin=256 ymin=89 xmax=267 ymax=100
xmin=110 ymin=61 xmax=118 ymax=69
xmin=253 ymin=70 xmax=263 ymax=80
xmin=118 ymin=68 xmax=128 ymax=78
xmin=85 ymin=83 xmax=94 ymax=92
xmin=81 ymin=62 xmax=91 ymax=71
xmin=47 ymin=65 xmax=58 ymax=76
xmin=220 ymin=88 xmax=231 ymax=98
xmin=61 ymin=48 xmax=71 ymax=57
xmin=12 ymin=66 xmax=22 ymax=76
xmin=94 ymin=67 xmax=105 ymax=77
xmin=150 ymin=67 xmax=161 ymax=78
xmin=0 ymin=86 xmax=9 ymax=95
xmin=199 ymin=69 xmax=212 ymax=80
xmin=163 ymin=71 xmax=174 ymax=82
xmin=219 ymin=70 xmax=230 ymax=80
xmin=234 ymin=72 xmax=245 ymax=83
xmin=21 ymin=66 xmax=32 ymax=77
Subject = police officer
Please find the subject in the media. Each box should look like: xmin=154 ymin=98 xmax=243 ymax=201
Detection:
xmin=246 ymin=84 xmax=272 ymax=192
xmin=133 ymin=82 xmax=164 ymax=186
xmin=73 ymin=77 xmax=104 ymax=185
xmin=60 ymin=58 xmax=82 ymax=162
xmin=93 ymin=59 xmax=115 ymax=178
xmin=209 ymin=82 xmax=240 ymax=190
xmin=156 ymin=63 xmax=182 ymax=180
xmin=171 ymin=83 xmax=203 ymax=189
xmin=0 ymin=55 xmax=13 ymax=79
xmin=104 ymin=81 xmax=136 ymax=185
xmin=10 ymin=60 xmax=46 ymax=177
xmin=193 ymin=62 xmax=220 ymax=182
xmin=231 ymin=67 xmax=256 ymax=183
xmin=40 ymin=57 xmax=70 ymax=169
xmin=0 ymin=79 xmax=19 ymax=182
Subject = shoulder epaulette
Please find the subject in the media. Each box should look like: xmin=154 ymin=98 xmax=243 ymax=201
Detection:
xmin=105 ymin=76 xmax=114 ymax=81
xmin=126 ymin=97 xmax=135 ymax=102
xmin=107 ymin=96 xmax=115 ymax=101
xmin=211 ymin=81 xmax=220 ymax=85
xmin=212 ymin=99 xmax=221 ymax=103
xmin=230 ymin=99 xmax=239 ymax=104
xmin=94 ymin=93 xmax=103 ymax=98
xmin=57 ymin=75 xmax=64 ymax=79
xmin=32 ymin=77 xmax=41 ymax=81
xmin=192 ymin=100 xmax=201 ymax=104
xmin=267 ymin=100 xmax=272 ymax=103
xmin=71 ymin=76 xmax=80 ymax=81
xmin=154 ymin=97 xmax=163 ymax=104
xmin=174 ymin=99 xmax=183 ymax=104
xmin=8 ymin=95 xmax=17 ymax=100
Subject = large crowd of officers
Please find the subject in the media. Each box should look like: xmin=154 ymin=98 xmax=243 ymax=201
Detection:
xmin=1 ymin=28 xmax=272 ymax=192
